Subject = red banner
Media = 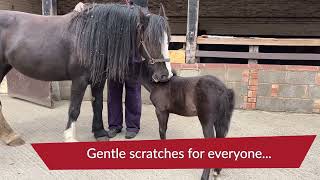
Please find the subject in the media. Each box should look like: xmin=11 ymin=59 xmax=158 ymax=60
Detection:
xmin=32 ymin=136 xmax=315 ymax=170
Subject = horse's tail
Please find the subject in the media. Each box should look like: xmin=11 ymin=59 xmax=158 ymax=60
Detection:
xmin=215 ymin=88 xmax=235 ymax=138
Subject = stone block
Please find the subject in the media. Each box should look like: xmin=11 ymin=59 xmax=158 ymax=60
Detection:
xmin=256 ymin=97 xmax=286 ymax=112
xmin=200 ymin=69 xmax=226 ymax=82
xmin=180 ymin=69 xmax=200 ymax=77
xmin=257 ymin=84 xmax=271 ymax=97
xmin=258 ymin=71 xmax=286 ymax=83
xmin=284 ymin=99 xmax=313 ymax=113
xmin=278 ymin=85 xmax=308 ymax=98
xmin=309 ymin=86 xmax=320 ymax=99
xmin=286 ymin=71 xmax=316 ymax=85
xmin=227 ymin=69 xmax=246 ymax=82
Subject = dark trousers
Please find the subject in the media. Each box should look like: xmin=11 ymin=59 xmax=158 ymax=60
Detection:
xmin=107 ymin=79 xmax=141 ymax=133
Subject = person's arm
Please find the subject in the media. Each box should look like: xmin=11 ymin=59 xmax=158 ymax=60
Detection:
xmin=74 ymin=2 xmax=85 ymax=12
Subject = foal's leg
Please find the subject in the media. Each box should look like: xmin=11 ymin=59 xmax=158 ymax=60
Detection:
xmin=0 ymin=64 xmax=25 ymax=146
xmin=64 ymin=77 xmax=88 ymax=142
xmin=155 ymin=109 xmax=169 ymax=140
xmin=91 ymin=79 xmax=109 ymax=141
xmin=212 ymin=121 xmax=229 ymax=177
xmin=198 ymin=114 xmax=216 ymax=180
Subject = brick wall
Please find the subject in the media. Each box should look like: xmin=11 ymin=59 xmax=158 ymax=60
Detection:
xmin=171 ymin=63 xmax=320 ymax=114
xmin=256 ymin=65 xmax=320 ymax=113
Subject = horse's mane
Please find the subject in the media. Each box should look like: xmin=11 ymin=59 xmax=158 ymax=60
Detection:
xmin=68 ymin=3 xmax=170 ymax=84
xmin=69 ymin=3 xmax=140 ymax=84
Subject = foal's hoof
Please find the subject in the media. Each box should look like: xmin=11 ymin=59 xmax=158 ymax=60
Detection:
xmin=96 ymin=136 xmax=109 ymax=142
xmin=213 ymin=168 xmax=221 ymax=180
xmin=7 ymin=137 xmax=25 ymax=147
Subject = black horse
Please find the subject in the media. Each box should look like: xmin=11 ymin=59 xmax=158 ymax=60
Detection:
xmin=138 ymin=62 xmax=235 ymax=180
xmin=0 ymin=3 xmax=172 ymax=145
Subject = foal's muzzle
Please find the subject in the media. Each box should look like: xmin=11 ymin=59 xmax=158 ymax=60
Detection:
xmin=152 ymin=73 xmax=169 ymax=83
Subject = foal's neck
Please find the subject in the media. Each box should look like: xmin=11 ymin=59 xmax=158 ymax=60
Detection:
xmin=141 ymin=78 xmax=157 ymax=92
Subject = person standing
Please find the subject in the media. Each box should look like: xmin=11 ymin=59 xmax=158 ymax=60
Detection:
xmin=107 ymin=0 xmax=149 ymax=139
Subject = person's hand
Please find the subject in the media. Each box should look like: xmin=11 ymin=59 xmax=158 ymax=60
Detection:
xmin=74 ymin=2 xmax=85 ymax=12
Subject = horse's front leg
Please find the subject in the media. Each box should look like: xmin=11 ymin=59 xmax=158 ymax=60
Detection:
xmin=155 ymin=109 xmax=169 ymax=140
xmin=64 ymin=77 xmax=88 ymax=142
xmin=91 ymin=78 xmax=109 ymax=141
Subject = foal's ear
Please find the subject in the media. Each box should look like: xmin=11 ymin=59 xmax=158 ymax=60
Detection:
xmin=139 ymin=9 xmax=150 ymax=31
xmin=158 ymin=3 xmax=167 ymax=18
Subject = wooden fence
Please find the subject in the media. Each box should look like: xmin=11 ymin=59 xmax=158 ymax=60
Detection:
xmin=170 ymin=35 xmax=320 ymax=64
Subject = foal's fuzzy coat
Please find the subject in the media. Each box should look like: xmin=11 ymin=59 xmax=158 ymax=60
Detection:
xmin=140 ymin=65 xmax=235 ymax=180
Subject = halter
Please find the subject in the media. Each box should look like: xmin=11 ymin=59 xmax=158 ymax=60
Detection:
xmin=136 ymin=22 xmax=170 ymax=65
xmin=126 ymin=0 xmax=170 ymax=65
xmin=140 ymin=40 xmax=170 ymax=64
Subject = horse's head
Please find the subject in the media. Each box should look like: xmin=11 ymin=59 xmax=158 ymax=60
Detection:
xmin=137 ymin=5 xmax=173 ymax=83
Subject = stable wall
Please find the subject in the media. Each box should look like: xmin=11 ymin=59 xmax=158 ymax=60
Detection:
xmin=170 ymin=63 xmax=320 ymax=113
xmin=58 ymin=63 xmax=320 ymax=114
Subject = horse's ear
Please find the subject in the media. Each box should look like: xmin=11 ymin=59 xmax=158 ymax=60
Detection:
xmin=158 ymin=3 xmax=167 ymax=18
xmin=139 ymin=9 xmax=150 ymax=31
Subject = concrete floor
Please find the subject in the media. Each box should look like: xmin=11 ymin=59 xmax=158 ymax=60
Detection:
xmin=0 ymin=95 xmax=319 ymax=180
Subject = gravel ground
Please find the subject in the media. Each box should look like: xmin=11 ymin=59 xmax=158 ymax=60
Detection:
xmin=0 ymin=95 xmax=319 ymax=180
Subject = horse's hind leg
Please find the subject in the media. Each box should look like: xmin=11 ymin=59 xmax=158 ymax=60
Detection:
xmin=91 ymin=78 xmax=109 ymax=141
xmin=0 ymin=64 xmax=25 ymax=146
xmin=64 ymin=77 xmax=88 ymax=142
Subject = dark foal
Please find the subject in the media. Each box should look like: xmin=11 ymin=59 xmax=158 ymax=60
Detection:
xmin=140 ymin=63 xmax=235 ymax=180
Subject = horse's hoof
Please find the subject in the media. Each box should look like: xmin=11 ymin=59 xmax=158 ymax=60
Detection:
xmin=96 ymin=136 xmax=109 ymax=142
xmin=7 ymin=137 xmax=25 ymax=146
xmin=93 ymin=129 xmax=109 ymax=139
